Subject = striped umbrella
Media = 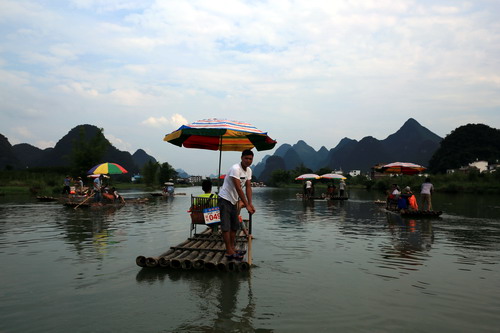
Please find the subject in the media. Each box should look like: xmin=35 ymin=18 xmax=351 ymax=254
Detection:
xmin=164 ymin=118 xmax=277 ymax=151
xmin=164 ymin=119 xmax=277 ymax=187
xmin=378 ymin=162 xmax=426 ymax=175
xmin=88 ymin=162 xmax=128 ymax=175
xmin=295 ymin=173 xmax=321 ymax=180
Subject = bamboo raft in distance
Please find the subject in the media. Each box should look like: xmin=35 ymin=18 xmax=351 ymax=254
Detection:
xmin=36 ymin=196 xmax=58 ymax=202
xmin=136 ymin=228 xmax=251 ymax=272
xmin=386 ymin=208 xmax=443 ymax=218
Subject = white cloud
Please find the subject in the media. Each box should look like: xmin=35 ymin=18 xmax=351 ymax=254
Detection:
xmin=1 ymin=0 xmax=500 ymax=175
xmin=106 ymin=133 xmax=132 ymax=151
xmin=36 ymin=140 xmax=56 ymax=149
xmin=141 ymin=114 xmax=188 ymax=128
xmin=13 ymin=126 xmax=33 ymax=139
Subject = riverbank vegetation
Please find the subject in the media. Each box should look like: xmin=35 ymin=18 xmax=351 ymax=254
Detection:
xmin=269 ymin=167 xmax=500 ymax=194
xmin=0 ymin=168 xmax=144 ymax=196
xmin=2 ymin=165 xmax=499 ymax=197
xmin=362 ymin=171 xmax=500 ymax=194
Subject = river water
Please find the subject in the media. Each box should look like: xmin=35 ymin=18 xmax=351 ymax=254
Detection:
xmin=1 ymin=187 xmax=499 ymax=332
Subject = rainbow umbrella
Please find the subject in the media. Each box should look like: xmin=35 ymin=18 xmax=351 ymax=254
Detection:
xmin=164 ymin=118 xmax=277 ymax=187
xmin=377 ymin=162 xmax=426 ymax=175
xmin=88 ymin=162 xmax=128 ymax=175
xmin=164 ymin=118 xmax=277 ymax=151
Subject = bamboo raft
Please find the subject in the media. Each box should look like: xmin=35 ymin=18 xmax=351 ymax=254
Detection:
xmin=386 ymin=208 xmax=443 ymax=218
xmin=136 ymin=228 xmax=251 ymax=272
xmin=296 ymin=193 xmax=349 ymax=201
xmin=36 ymin=196 xmax=58 ymax=202
xmin=60 ymin=197 xmax=148 ymax=208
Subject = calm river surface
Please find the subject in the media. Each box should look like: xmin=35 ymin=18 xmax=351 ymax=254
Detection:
xmin=1 ymin=187 xmax=500 ymax=332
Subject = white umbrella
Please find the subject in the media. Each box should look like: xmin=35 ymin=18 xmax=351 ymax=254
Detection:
xmin=320 ymin=173 xmax=346 ymax=180
xmin=87 ymin=174 xmax=110 ymax=178
xmin=295 ymin=173 xmax=320 ymax=180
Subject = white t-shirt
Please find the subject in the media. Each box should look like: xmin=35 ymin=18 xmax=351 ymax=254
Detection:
xmin=93 ymin=177 xmax=101 ymax=190
xmin=305 ymin=180 xmax=312 ymax=189
xmin=421 ymin=182 xmax=433 ymax=195
xmin=219 ymin=163 xmax=252 ymax=205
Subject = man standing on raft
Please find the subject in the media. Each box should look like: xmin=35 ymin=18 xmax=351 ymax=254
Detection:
xmin=218 ymin=149 xmax=255 ymax=260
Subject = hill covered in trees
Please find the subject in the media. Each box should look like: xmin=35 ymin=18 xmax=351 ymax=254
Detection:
xmin=428 ymin=124 xmax=500 ymax=173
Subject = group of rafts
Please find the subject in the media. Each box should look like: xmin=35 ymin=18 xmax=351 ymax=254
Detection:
xmin=296 ymin=173 xmax=349 ymax=201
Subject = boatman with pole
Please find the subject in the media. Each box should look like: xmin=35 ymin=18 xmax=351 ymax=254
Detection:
xmin=218 ymin=149 xmax=255 ymax=260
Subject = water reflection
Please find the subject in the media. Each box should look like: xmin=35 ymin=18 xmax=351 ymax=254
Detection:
xmin=368 ymin=213 xmax=435 ymax=279
xmin=386 ymin=213 xmax=434 ymax=253
xmin=56 ymin=206 xmax=122 ymax=259
xmin=135 ymin=269 xmax=272 ymax=333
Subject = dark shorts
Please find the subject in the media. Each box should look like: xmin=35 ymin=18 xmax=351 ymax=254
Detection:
xmin=218 ymin=197 xmax=239 ymax=232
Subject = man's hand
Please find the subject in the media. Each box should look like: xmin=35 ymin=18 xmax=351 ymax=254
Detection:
xmin=246 ymin=204 xmax=256 ymax=214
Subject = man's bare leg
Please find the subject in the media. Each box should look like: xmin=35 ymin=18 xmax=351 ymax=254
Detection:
xmin=222 ymin=231 xmax=235 ymax=255
xmin=229 ymin=230 xmax=237 ymax=253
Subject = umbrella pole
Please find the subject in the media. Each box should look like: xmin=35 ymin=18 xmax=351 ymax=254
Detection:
xmin=217 ymin=136 xmax=222 ymax=192
xmin=247 ymin=213 xmax=253 ymax=266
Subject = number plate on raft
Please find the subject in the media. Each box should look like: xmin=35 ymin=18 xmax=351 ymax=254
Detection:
xmin=202 ymin=207 xmax=220 ymax=224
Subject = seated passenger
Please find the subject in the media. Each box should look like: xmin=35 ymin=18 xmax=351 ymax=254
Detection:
xmin=191 ymin=179 xmax=219 ymax=231
xmin=111 ymin=187 xmax=125 ymax=203
xmin=402 ymin=186 xmax=419 ymax=211
xmin=386 ymin=184 xmax=400 ymax=209
xmin=195 ymin=179 xmax=218 ymax=203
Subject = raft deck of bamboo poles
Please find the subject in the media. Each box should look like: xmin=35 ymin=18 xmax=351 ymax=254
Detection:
xmin=136 ymin=228 xmax=251 ymax=272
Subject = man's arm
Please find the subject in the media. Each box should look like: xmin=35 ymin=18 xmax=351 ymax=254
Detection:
xmin=245 ymin=179 xmax=255 ymax=214
xmin=231 ymin=177 xmax=255 ymax=214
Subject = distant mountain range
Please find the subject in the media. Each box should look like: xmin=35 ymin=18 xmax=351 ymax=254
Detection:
xmin=0 ymin=125 xmax=157 ymax=174
xmin=1 ymin=119 xmax=442 ymax=181
xmin=253 ymin=118 xmax=443 ymax=182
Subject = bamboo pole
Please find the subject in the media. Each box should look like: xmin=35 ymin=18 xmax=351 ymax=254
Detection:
xmin=193 ymin=241 xmax=222 ymax=269
xmin=179 ymin=239 xmax=216 ymax=269
xmin=247 ymin=213 xmax=253 ymax=266
xmin=205 ymin=250 xmax=225 ymax=270
xmin=170 ymin=237 xmax=212 ymax=268
xmin=73 ymin=192 xmax=94 ymax=210
xmin=153 ymin=239 xmax=192 ymax=268
xmin=238 ymin=261 xmax=250 ymax=271
xmin=135 ymin=255 xmax=147 ymax=267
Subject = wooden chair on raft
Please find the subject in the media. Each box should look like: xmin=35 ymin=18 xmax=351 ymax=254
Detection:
xmin=189 ymin=194 xmax=219 ymax=237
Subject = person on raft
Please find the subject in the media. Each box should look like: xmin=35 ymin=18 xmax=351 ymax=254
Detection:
xmin=195 ymin=179 xmax=219 ymax=232
xmin=218 ymin=149 xmax=255 ymax=261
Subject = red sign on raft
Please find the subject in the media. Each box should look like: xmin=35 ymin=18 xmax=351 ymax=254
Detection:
xmin=203 ymin=207 xmax=221 ymax=224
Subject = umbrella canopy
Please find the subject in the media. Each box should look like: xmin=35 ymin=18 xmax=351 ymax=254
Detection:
xmin=295 ymin=173 xmax=321 ymax=180
xmin=88 ymin=162 xmax=128 ymax=175
xmin=378 ymin=162 xmax=426 ymax=175
xmin=320 ymin=173 xmax=346 ymax=180
xmin=163 ymin=118 xmax=276 ymax=189
xmin=163 ymin=118 xmax=277 ymax=152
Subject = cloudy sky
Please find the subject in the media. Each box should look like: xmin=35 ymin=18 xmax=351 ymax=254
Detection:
xmin=1 ymin=0 xmax=499 ymax=176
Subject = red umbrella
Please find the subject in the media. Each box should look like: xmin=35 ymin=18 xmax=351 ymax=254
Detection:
xmin=378 ymin=162 xmax=426 ymax=175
